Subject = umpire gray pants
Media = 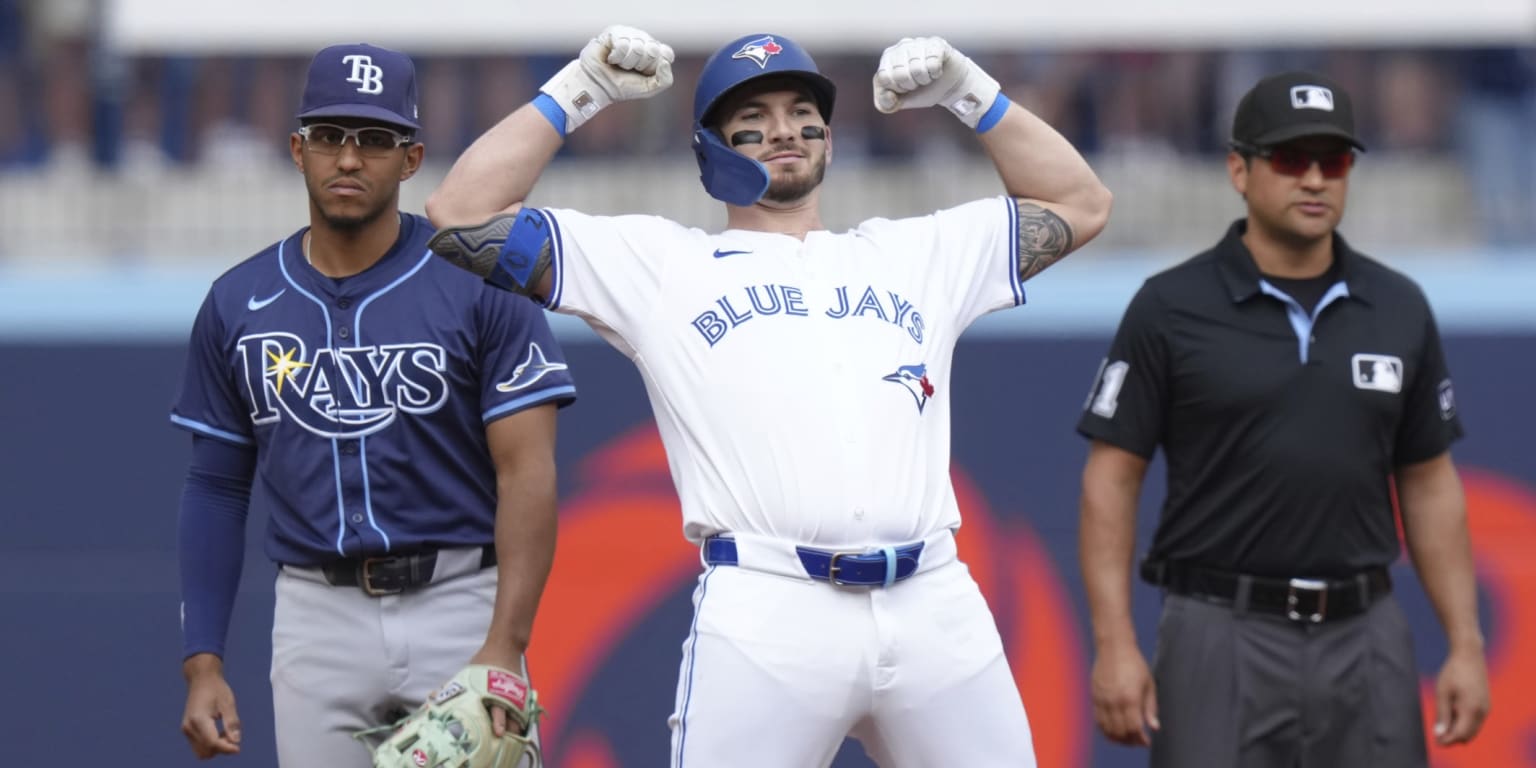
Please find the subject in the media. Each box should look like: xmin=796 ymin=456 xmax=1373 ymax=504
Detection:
xmin=1150 ymin=592 xmax=1426 ymax=768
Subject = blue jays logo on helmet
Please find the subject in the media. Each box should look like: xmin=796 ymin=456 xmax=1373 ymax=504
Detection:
xmin=731 ymin=36 xmax=785 ymax=69
xmin=693 ymin=33 xmax=835 ymax=128
xmin=691 ymin=32 xmax=838 ymax=207
xmin=883 ymin=363 xmax=936 ymax=413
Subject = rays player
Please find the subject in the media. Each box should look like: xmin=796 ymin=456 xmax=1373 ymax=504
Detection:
xmin=169 ymin=44 xmax=575 ymax=765
xmin=426 ymin=28 xmax=1110 ymax=767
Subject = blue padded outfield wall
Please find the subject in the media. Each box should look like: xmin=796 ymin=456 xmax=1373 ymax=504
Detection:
xmin=2 ymin=259 xmax=1533 ymax=767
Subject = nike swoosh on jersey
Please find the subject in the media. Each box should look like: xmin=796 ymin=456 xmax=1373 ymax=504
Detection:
xmin=712 ymin=249 xmax=753 ymax=259
xmin=247 ymin=289 xmax=286 ymax=311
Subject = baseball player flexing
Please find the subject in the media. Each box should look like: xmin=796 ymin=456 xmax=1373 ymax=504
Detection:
xmin=426 ymin=27 xmax=1111 ymax=766
xmin=170 ymin=44 xmax=574 ymax=765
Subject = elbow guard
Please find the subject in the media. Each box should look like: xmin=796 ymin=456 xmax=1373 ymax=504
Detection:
xmin=429 ymin=209 xmax=553 ymax=299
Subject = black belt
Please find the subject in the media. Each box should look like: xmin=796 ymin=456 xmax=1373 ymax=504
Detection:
xmin=703 ymin=537 xmax=925 ymax=587
xmin=1141 ymin=559 xmax=1391 ymax=624
xmin=321 ymin=545 xmax=496 ymax=596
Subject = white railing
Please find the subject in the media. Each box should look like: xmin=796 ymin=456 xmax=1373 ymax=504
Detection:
xmin=0 ymin=154 xmax=1485 ymax=267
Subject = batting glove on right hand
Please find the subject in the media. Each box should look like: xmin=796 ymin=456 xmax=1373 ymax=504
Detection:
xmin=540 ymin=25 xmax=675 ymax=134
xmin=872 ymin=36 xmax=1000 ymax=129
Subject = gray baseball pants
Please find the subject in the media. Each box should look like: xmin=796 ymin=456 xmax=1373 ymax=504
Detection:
xmin=270 ymin=548 xmax=538 ymax=767
xmin=1150 ymin=591 xmax=1426 ymax=768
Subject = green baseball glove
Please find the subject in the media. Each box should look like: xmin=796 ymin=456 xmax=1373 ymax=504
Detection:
xmin=367 ymin=664 xmax=543 ymax=768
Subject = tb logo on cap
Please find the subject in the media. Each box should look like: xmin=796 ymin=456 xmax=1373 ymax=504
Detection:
xmin=343 ymin=54 xmax=384 ymax=94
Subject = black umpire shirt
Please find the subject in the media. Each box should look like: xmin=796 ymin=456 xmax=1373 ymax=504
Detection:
xmin=1077 ymin=220 xmax=1464 ymax=577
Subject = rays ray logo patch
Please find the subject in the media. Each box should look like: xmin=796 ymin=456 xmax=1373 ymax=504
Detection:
xmin=496 ymin=342 xmax=568 ymax=392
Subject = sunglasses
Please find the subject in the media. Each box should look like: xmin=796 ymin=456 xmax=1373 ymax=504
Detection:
xmin=299 ymin=123 xmax=413 ymax=156
xmin=1252 ymin=146 xmax=1356 ymax=179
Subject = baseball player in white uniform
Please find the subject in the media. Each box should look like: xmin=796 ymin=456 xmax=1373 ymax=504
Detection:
xmin=424 ymin=27 xmax=1112 ymax=767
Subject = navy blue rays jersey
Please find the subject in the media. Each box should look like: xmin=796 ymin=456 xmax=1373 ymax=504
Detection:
xmin=171 ymin=213 xmax=576 ymax=565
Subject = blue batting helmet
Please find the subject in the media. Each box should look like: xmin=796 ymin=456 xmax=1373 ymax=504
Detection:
xmin=691 ymin=33 xmax=836 ymax=206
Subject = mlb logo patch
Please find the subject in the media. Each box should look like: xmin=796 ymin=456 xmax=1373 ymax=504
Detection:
xmin=1351 ymin=353 xmax=1403 ymax=393
xmin=1290 ymin=85 xmax=1335 ymax=111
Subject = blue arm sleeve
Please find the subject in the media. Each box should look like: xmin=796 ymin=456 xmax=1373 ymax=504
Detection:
xmin=178 ymin=435 xmax=256 ymax=660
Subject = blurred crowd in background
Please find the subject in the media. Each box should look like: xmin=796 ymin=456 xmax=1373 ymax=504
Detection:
xmin=2 ymin=0 xmax=1533 ymax=246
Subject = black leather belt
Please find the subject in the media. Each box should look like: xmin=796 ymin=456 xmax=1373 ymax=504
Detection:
xmin=1141 ymin=559 xmax=1391 ymax=624
xmin=321 ymin=545 xmax=496 ymax=596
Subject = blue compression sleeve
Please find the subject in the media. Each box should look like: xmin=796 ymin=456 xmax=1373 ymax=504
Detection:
xmin=178 ymin=435 xmax=256 ymax=660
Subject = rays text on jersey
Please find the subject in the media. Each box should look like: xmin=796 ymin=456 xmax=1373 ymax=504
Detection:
xmin=237 ymin=332 xmax=450 ymax=438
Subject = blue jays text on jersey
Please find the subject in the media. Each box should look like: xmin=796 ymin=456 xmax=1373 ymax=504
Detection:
xmin=171 ymin=213 xmax=576 ymax=565
xmin=520 ymin=197 xmax=1025 ymax=547
xmin=690 ymin=284 xmax=927 ymax=347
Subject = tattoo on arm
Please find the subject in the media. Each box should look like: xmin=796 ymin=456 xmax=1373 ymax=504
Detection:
xmin=1013 ymin=200 xmax=1074 ymax=282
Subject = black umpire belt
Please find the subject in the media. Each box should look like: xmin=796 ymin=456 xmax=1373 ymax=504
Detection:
xmin=1141 ymin=559 xmax=1391 ymax=624
xmin=320 ymin=545 xmax=496 ymax=596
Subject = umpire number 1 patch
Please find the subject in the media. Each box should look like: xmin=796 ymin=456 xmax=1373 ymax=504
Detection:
xmin=1087 ymin=359 xmax=1129 ymax=418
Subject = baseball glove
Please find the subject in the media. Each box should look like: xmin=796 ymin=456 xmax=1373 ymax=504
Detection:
xmin=368 ymin=664 xmax=543 ymax=768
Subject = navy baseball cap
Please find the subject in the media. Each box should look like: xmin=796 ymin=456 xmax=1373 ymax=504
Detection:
xmin=296 ymin=43 xmax=420 ymax=131
xmin=1231 ymin=71 xmax=1365 ymax=152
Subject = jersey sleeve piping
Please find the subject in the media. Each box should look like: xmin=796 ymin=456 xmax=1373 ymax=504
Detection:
xmin=1006 ymin=197 xmax=1026 ymax=307
xmin=537 ymin=208 xmax=566 ymax=310
xmin=481 ymin=384 xmax=577 ymax=424
xmin=169 ymin=414 xmax=254 ymax=446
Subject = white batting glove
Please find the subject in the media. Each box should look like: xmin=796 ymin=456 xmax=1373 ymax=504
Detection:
xmin=540 ymin=25 xmax=676 ymax=133
xmin=872 ymin=37 xmax=1001 ymax=129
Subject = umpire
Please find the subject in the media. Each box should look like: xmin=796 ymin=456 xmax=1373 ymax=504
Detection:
xmin=1075 ymin=71 xmax=1490 ymax=766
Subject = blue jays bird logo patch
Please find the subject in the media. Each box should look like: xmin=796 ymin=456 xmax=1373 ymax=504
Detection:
xmin=732 ymin=37 xmax=784 ymax=69
xmin=884 ymin=363 xmax=936 ymax=413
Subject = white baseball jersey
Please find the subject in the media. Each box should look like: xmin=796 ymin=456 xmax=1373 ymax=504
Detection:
xmin=535 ymin=196 xmax=1025 ymax=547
